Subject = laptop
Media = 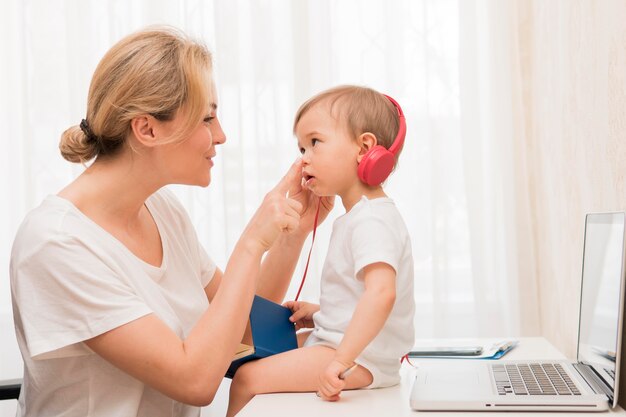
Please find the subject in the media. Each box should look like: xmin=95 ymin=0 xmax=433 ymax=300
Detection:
xmin=410 ymin=212 xmax=626 ymax=412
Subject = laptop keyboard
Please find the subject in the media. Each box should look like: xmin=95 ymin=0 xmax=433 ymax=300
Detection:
xmin=491 ymin=363 xmax=581 ymax=396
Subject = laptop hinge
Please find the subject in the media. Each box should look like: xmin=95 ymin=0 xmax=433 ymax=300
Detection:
xmin=574 ymin=363 xmax=613 ymax=402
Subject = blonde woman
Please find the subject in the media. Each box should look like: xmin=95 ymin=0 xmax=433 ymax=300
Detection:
xmin=9 ymin=26 xmax=332 ymax=417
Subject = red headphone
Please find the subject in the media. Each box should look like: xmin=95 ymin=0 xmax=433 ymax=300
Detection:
xmin=357 ymin=94 xmax=407 ymax=186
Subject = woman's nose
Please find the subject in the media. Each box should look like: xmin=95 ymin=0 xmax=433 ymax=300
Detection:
xmin=211 ymin=118 xmax=226 ymax=145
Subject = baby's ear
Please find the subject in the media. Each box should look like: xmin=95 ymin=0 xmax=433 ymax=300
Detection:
xmin=356 ymin=132 xmax=378 ymax=162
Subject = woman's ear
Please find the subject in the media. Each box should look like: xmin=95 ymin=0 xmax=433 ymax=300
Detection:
xmin=356 ymin=132 xmax=378 ymax=163
xmin=130 ymin=115 xmax=160 ymax=148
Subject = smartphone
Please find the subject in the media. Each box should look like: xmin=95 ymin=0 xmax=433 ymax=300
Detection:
xmin=408 ymin=345 xmax=483 ymax=357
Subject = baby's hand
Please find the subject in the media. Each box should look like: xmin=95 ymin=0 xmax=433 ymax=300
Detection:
xmin=317 ymin=359 xmax=351 ymax=401
xmin=283 ymin=301 xmax=319 ymax=330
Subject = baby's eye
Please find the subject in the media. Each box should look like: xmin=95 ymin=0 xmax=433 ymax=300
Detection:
xmin=311 ymin=138 xmax=319 ymax=146
xmin=299 ymin=147 xmax=305 ymax=155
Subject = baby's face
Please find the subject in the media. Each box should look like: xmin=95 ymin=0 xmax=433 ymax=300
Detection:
xmin=295 ymin=102 xmax=361 ymax=197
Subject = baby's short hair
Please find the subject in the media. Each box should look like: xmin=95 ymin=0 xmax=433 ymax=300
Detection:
xmin=293 ymin=85 xmax=403 ymax=157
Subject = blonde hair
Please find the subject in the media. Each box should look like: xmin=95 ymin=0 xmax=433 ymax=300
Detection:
xmin=60 ymin=26 xmax=213 ymax=163
xmin=293 ymin=85 xmax=403 ymax=159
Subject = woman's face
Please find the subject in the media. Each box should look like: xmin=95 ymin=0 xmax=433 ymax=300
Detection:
xmin=155 ymin=100 xmax=226 ymax=187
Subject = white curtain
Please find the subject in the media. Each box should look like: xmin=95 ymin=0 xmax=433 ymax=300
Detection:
xmin=458 ymin=0 xmax=540 ymax=338
xmin=0 ymin=0 xmax=535 ymax=414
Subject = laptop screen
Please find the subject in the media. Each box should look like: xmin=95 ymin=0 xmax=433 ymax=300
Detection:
xmin=577 ymin=212 xmax=626 ymax=399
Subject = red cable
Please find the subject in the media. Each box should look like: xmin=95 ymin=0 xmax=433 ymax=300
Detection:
xmin=294 ymin=197 xmax=322 ymax=302
xmin=401 ymin=354 xmax=414 ymax=367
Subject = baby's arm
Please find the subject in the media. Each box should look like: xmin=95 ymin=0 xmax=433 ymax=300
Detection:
xmin=319 ymin=262 xmax=396 ymax=400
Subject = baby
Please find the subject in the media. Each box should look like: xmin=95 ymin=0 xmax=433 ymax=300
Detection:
xmin=227 ymin=85 xmax=415 ymax=416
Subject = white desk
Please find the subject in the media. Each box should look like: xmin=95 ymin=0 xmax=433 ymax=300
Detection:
xmin=238 ymin=337 xmax=626 ymax=416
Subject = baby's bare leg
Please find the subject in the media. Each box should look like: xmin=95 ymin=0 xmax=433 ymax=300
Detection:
xmin=226 ymin=345 xmax=372 ymax=416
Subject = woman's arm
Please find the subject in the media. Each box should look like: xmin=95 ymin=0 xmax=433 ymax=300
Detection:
xmin=255 ymin=231 xmax=308 ymax=302
xmin=204 ymin=268 xmax=222 ymax=302
xmin=205 ymin=167 xmax=334 ymax=305
xmin=85 ymin=161 xmax=304 ymax=406
xmin=256 ymin=174 xmax=334 ymax=303
xmin=86 ymin=237 xmax=264 ymax=406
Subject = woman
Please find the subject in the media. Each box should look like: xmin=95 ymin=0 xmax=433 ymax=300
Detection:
xmin=9 ymin=26 xmax=333 ymax=417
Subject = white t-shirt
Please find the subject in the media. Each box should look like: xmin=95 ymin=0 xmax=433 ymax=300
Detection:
xmin=10 ymin=189 xmax=216 ymax=417
xmin=306 ymin=196 xmax=415 ymax=386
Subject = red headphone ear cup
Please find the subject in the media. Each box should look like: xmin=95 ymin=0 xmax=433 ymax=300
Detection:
xmin=357 ymin=145 xmax=395 ymax=186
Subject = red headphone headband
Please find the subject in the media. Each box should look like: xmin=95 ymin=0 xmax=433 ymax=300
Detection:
xmin=382 ymin=94 xmax=406 ymax=156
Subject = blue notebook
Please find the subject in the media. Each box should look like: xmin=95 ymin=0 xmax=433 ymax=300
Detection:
xmin=225 ymin=295 xmax=298 ymax=378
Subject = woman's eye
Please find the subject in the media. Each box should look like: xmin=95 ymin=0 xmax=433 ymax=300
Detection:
xmin=204 ymin=116 xmax=215 ymax=124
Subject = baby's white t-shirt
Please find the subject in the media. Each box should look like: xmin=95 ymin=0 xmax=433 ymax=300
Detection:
xmin=10 ymin=189 xmax=216 ymax=417
xmin=306 ymin=196 xmax=415 ymax=387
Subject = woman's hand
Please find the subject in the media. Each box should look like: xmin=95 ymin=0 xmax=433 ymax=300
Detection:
xmin=287 ymin=162 xmax=334 ymax=235
xmin=243 ymin=160 xmax=304 ymax=253
xmin=283 ymin=301 xmax=320 ymax=330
